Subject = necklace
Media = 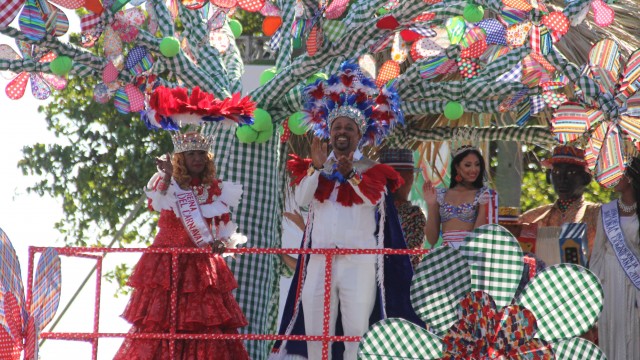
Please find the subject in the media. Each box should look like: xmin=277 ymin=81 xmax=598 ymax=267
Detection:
xmin=557 ymin=198 xmax=579 ymax=213
xmin=618 ymin=199 xmax=637 ymax=213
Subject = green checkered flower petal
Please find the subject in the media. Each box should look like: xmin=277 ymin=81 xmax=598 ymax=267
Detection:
xmin=411 ymin=246 xmax=471 ymax=335
xmin=459 ymin=224 xmax=524 ymax=308
xmin=517 ymin=264 xmax=603 ymax=342
xmin=358 ymin=318 xmax=443 ymax=360
xmin=553 ymin=338 xmax=606 ymax=360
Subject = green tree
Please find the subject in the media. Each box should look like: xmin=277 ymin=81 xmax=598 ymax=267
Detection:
xmin=18 ymin=73 xmax=171 ymax=247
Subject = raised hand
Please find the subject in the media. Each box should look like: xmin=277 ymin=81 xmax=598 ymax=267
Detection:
xmin=310 ymin=137 xmax=328 ymax=169
xmin=422 ymin=179 xmax=438 ymax=206
xmin=156 ymin=152 xmax=174 ymax=178
xmin=336 ymin=151 xmax=354 ymax=177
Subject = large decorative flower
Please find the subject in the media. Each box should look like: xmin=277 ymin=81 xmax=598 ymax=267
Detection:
xmin=551 ymin=39 xmax=640 ymax=187
xmin=358 ymin=224 xmax=605 ymax=359
xmin=0 ymin=229 xmax=62 ymax=360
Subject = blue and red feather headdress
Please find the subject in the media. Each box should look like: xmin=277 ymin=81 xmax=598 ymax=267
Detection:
xmin=302 ymin=61 xmax=404 ymax=147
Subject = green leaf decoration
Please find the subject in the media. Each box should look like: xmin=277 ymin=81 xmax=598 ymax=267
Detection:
xmin=411 ymin=246 xmax=470 ymax=335
xmin=358 ymin=318 xmax=442 ymax=360
xmin=518 ymin=264 xmax=603 ymax=342
xmin=459 ymin=224 xmax=524 ymax=308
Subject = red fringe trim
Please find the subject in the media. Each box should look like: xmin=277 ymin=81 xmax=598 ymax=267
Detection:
xmin=286 ymin=154 xmax=313 ymax=186
xmin=315 ymin=164 xmax=404 ymax=206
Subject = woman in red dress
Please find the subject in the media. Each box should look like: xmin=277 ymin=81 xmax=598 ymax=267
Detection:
xmin=114 ymin=131 xmax=249 ymax=360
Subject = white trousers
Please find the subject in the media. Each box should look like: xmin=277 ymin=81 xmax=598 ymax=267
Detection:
xmin=301 ymin=255 xmax=377 ymax=360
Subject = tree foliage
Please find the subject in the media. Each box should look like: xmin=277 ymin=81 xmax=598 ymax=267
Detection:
xmin=17 ymin=73 xmax=170 ymax=247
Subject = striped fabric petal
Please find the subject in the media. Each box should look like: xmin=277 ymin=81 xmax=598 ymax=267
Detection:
xmin=595 ymin=124 xmax=626 ymax=188
xmin=619 ymin=48 xmax=640 ymax=99
xmin=588 ymin=39 xmax=621 ymax=97
xmin=30 ymin=248 xmax=61 ymax=332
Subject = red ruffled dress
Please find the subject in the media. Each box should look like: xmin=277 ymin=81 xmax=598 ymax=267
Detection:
xmin=114 ymin=173 xmax=249 ymax=360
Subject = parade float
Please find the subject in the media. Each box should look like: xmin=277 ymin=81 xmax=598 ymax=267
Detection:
xmin=1 ymin=0 xmax=639 ymax=358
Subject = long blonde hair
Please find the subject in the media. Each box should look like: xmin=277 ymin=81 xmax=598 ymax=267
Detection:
xmin=172 ymin=152 xmax=216 ymax=189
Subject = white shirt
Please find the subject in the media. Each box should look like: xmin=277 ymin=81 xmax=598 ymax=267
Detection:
xmin=294 ymin=150 xmax=381 ymax=262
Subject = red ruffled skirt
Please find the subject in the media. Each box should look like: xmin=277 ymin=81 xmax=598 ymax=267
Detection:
xmin=114 ymin=214 xmax=249 ymax=360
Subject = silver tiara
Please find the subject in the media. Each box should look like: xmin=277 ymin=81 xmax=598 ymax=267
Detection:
xmin=171 ymin=131 xmax=212 ymax=153
xmin=327 ymin=106 xmax=366 ymax=131
xmin=453 ymin=145 xmax=481 ymax=158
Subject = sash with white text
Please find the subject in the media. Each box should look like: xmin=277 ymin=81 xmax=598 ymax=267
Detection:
xmin=602 ymin=200 xmax=640 ymax=290
xmin=174 ymin=183 xmax=214 ymax=248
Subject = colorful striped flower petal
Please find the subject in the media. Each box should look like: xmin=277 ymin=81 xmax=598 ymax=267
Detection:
xmin=595 ymin=124 xmax=625 ymax=188
xmin=358 ymin=318 xmax=442 ymax=359
xmin=411 ymin=246 xmax=471 ymax=335
xmin=30 ymin=248 xmax=61 ymax=331
xmin=0 ymin=230 xmax=26 ymax=323
xmin=18 ymin=0 xmax=47 ymax=41
xmin=49 ymin=4 xmax=70 ymax=37
xmin=588 ymin=39 xmax=621 ymax=97
xmin=619 ymin=48 xmax=640 ymax=99
xmin=517 ymin=264 xmax=603 ymax=342
xmin=113 ymin=87 xmax=131 ymax=113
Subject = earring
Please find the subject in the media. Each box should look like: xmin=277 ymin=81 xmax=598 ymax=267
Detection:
xmin=455 ymin=174 xmax=462 ymax=182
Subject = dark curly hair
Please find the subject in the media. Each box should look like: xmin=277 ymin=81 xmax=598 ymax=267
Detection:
xmin=172 ymin=152 xmax=216 ymax=189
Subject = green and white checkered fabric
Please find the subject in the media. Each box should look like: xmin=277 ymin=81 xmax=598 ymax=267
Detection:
xmin=385 ymin=125 xmax=557 ymax=149
xmin=562 ymin=0 xmax=590 ymax=20
xmin=410 ymin=247 xmax=471 ymax=335
xmin=518 ymin=264 xmax=603 ymax=342
xmin=552 ymin=338 xmax=606 ymax=360
xmin=203 ymin=124 xmax=281 ymax=360
xmin=358 ymin=318 xmax=443 ymax=360
xmin=459 ymin=224 xmax=523 ymax=309
xmin=323 ymin=20 xmax=347 ymax=42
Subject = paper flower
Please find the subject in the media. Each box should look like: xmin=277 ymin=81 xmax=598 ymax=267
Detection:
xmin=0 ymin=229 xmax=62 ymax=360
xmin=358 ymin=224 xmax=605 ymax=359
xmin=0 ymin=43 xmax=67 ymax=100
xmin=551 ymin=39 xmax=640 ymax=187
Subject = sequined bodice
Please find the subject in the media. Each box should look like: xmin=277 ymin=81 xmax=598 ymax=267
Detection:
xmin=437 ymin=187 xmax=483 ymax=224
